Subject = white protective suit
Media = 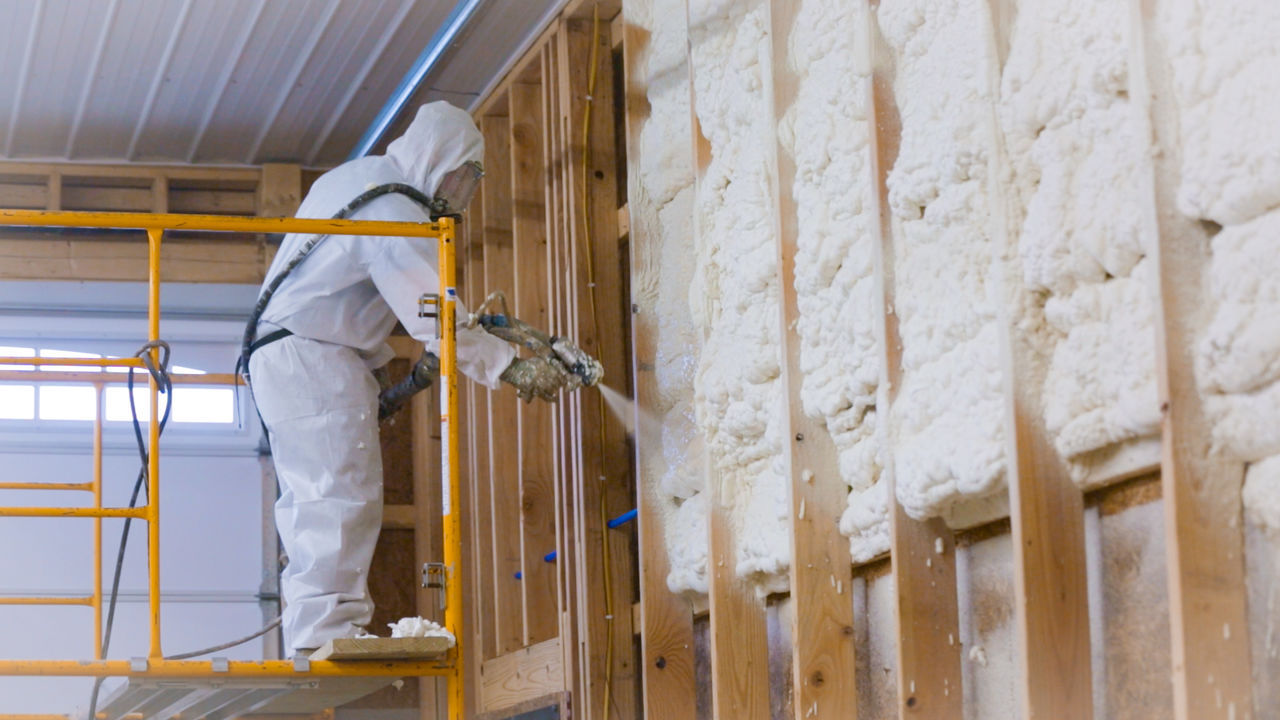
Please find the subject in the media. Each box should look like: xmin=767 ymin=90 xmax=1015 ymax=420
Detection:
xmin=249 ymin=102 xmax=515 ymax=655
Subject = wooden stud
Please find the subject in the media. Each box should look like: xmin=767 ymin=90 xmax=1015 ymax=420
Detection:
xmin=863 ymin=3 xmax=965 ymax=718
xmin=480 ymin=111 xmax=527 ymax=657
xmin=257 ymin=163 xmax=303 ymax=218
xmin=151 ymin=175 xmax=169 ymax=215
xmin=510 ymin=80 xmax=560 ymax=647
xmin=763 ymin=1 xmax=860 ymax=718
xmin=982 ymin=1 xmax=1095 ymax=715
xmin=558 ymin=18 xmax=639 ymax=720
xmin=1130 ymin=2 xmax=1254 ymax=717
xmin=684 ymin=4 xmax=770 ymax=719
xmin=45 ymin=172 xmax=61 ymax=211
xmin=619 ymin=2 xmax=699 ymax=718
xmin=466 ymin=156 xmax=498 ymax=668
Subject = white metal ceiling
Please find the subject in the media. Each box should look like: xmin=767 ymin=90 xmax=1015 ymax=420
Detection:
xmin=0 ymin=0 xmax=560 ymax=167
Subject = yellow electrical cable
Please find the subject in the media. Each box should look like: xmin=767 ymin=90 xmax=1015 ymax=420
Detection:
xmin=576 ymin=3 xmax=615 ymax=718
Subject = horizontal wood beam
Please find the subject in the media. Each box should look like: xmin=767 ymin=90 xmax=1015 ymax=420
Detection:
xmin=479 ymin=638 xmax=565 ymax=713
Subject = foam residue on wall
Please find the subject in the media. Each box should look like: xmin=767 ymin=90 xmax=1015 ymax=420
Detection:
xmin=1160 ymin=0 xmax=1280 ymax=531
xmin=999 ymin=0 xmax=1159 ymax=483
xmin=688 ymin=0 xmax=789 ymax=590
xmin=777 ymin=0 xmax=885 ymax=563
xmin=630 ymin=0 xmax=708 ymax=595
xmin=874 ymin=0 xmax=1006 ymax=520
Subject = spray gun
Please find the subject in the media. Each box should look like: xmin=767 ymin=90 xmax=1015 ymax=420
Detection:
xmin=378 ymin=290 xmax=603 ymax=419
xmin=467 ymin=291 xmax=604 ymax=392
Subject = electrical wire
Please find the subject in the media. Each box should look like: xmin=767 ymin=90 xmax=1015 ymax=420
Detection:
xmin=576 ymin=4 xmax=618 ymax=718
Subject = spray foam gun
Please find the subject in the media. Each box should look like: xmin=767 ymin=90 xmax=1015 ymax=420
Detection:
xmin=378 ymin=290 xmax=604 ymax=419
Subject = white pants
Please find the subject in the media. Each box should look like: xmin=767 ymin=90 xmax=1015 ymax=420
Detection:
xmin=249 ymin=334 xmax=382 ymax=655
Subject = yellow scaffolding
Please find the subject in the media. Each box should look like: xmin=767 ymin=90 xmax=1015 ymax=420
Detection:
xmin=0 ymin=210 xmax=465 ymax=720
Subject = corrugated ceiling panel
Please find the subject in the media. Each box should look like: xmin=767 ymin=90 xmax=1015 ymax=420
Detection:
xmin=0 ymin=0 xmax=565 ymax=166
xmin=423 ymin=0 xmax=563 ymax=110
xmin=131 ymin=0 xmax=262 ymax=162
xmin=190 ymin=0 xmax=340 ymax=163
xmin=70 ymin=0 xmax=188 ymax=159
xmin=254 ymin=0 xmax=420 ymax=164
xmin=0 ymin=2 xmax=40 ymax=154
xmin=7 ymin=2 xmax=107 ymax=157
xmin=305 ymin=1 xmax=446 ymax=166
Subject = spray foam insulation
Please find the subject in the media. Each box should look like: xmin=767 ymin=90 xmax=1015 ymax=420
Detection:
xmin=630 ymin=0 xmax=1280 ymax=589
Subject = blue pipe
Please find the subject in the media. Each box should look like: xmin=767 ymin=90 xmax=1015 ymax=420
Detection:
xmin=607 ymin=508 xmax=638 ymax=529
xmin=542 ymin=509 xmax=638 ymax=564
xmin=348 ymin=0 xmax=487 ymax=159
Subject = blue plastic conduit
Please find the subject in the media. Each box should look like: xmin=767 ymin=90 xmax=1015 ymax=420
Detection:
xmin=347 ymin=0 xmax=487 ymax=160
xmin=541 ymin=509 xmax=638 ymax=565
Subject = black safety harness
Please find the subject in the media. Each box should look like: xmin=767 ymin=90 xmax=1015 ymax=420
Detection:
xmin=236 ymin=182 xmax=447 ymax=420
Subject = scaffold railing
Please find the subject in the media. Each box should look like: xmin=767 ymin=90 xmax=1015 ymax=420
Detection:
xmin=0 ymin=210 xmax=465 ymax=720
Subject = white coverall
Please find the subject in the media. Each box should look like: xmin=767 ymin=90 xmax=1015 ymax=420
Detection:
xmin=248 ymin=102 xmax=515 ymax=655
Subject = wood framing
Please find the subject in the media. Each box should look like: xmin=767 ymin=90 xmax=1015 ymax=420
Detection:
xmin=0 ymin=161 xmax=299 ymax=283
xmin=985 ymin=0 xmax=1096 ymax=711
xmin=478 ymin=109 xmax=527 ymax=659
xmin=865 ymin=3 xmax=965 ymax=717
xmin=460 ymin=3 xmax=638 ymax=718
xmin=620 ymin=1 xmax=699 ymax=718
xmin=510 ymin=79 xmax=560 ymax=648
xmin=1130 ymin=2 xmax=1254 ymax=717
xmin=765 ymin=2 xmax=860 ymax=719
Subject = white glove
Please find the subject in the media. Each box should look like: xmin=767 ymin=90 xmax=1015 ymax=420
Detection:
xmin=499 ymin=355 xmax=575 ymax=402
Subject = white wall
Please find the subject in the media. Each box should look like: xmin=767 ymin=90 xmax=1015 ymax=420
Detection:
xmin=0 ymin=281 xmax=272 ymax=715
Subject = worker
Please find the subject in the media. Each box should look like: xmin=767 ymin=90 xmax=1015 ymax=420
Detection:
xmin=246 ymin=102 xmax=572 ymax=657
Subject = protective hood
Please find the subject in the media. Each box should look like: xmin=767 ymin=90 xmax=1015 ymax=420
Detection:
xmin=385 ymin=101 xmax=484 ymax=196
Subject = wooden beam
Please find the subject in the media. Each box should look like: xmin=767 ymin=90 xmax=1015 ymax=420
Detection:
xmin=257 ymin=163 xmax=303 ymax=218
xmin=764 ymin=1 xmax=859 ymax=718
xmin=479 ymin=638 xmax=565 ymax=713
xmin=865 ymin=3 xmax=964 ymax=717
xmin=542 ymin=36 xmax=588 ymax=717
xmin=684 ymin=4 xmax=770 ymax=719
xmin=559 ymin=17 xmax=639 ymax=720
xmin=479 ymin=113 xmax=526 ymax=658
xmin=510 ymin=80 xmax=560 ymax=647
xmin=982 ymin=1 xmax=1095 ymax=715
xmin=1130 ymin=2 xmax=1254 ymax=717
xmin=383 ymin=503 xmax=416 ymax=530
xmin=465 ymin=157 xmax=498 ymax=669
xmin=620 ymin=2 xmax=698 ymax=718
xmin=0 ymin=235 xmax=265 ymax=284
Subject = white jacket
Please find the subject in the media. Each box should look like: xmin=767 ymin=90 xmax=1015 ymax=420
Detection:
xmin=259 ymin=102 xmax=514 ymax=387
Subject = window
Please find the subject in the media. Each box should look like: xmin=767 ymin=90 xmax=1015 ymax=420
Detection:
xmin=0 ymin=345 xmax=236 ymax=426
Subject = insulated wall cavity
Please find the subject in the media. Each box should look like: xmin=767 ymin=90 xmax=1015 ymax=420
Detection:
xmin=630 ymin=0 xmax=708 ymax=595
xmin=873 ymin=0 xmax=1007 ymax=521
xmin=776 ymin=0 xmax=884 ymax=563
xmin=999 ymin=0 xmax=1159 ymax=485
xmin=1159 ymin=0 xmax=1280 ymax=535
xmin=688 ymin=0 xmax=790 ymax=590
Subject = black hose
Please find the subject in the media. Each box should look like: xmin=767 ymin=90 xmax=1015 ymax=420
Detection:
xmin=239 ymin=183 xmax=437 ymax=381
xmin=87 ymin=353 xmax=173 ymax=719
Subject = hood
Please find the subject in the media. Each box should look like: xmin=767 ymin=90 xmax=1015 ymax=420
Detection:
xmin=384 ymin=101 xmax=484 ymax=196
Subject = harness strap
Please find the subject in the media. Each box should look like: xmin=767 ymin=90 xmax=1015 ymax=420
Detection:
xmin=248 ymin=328 xmax=293 ymax=355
